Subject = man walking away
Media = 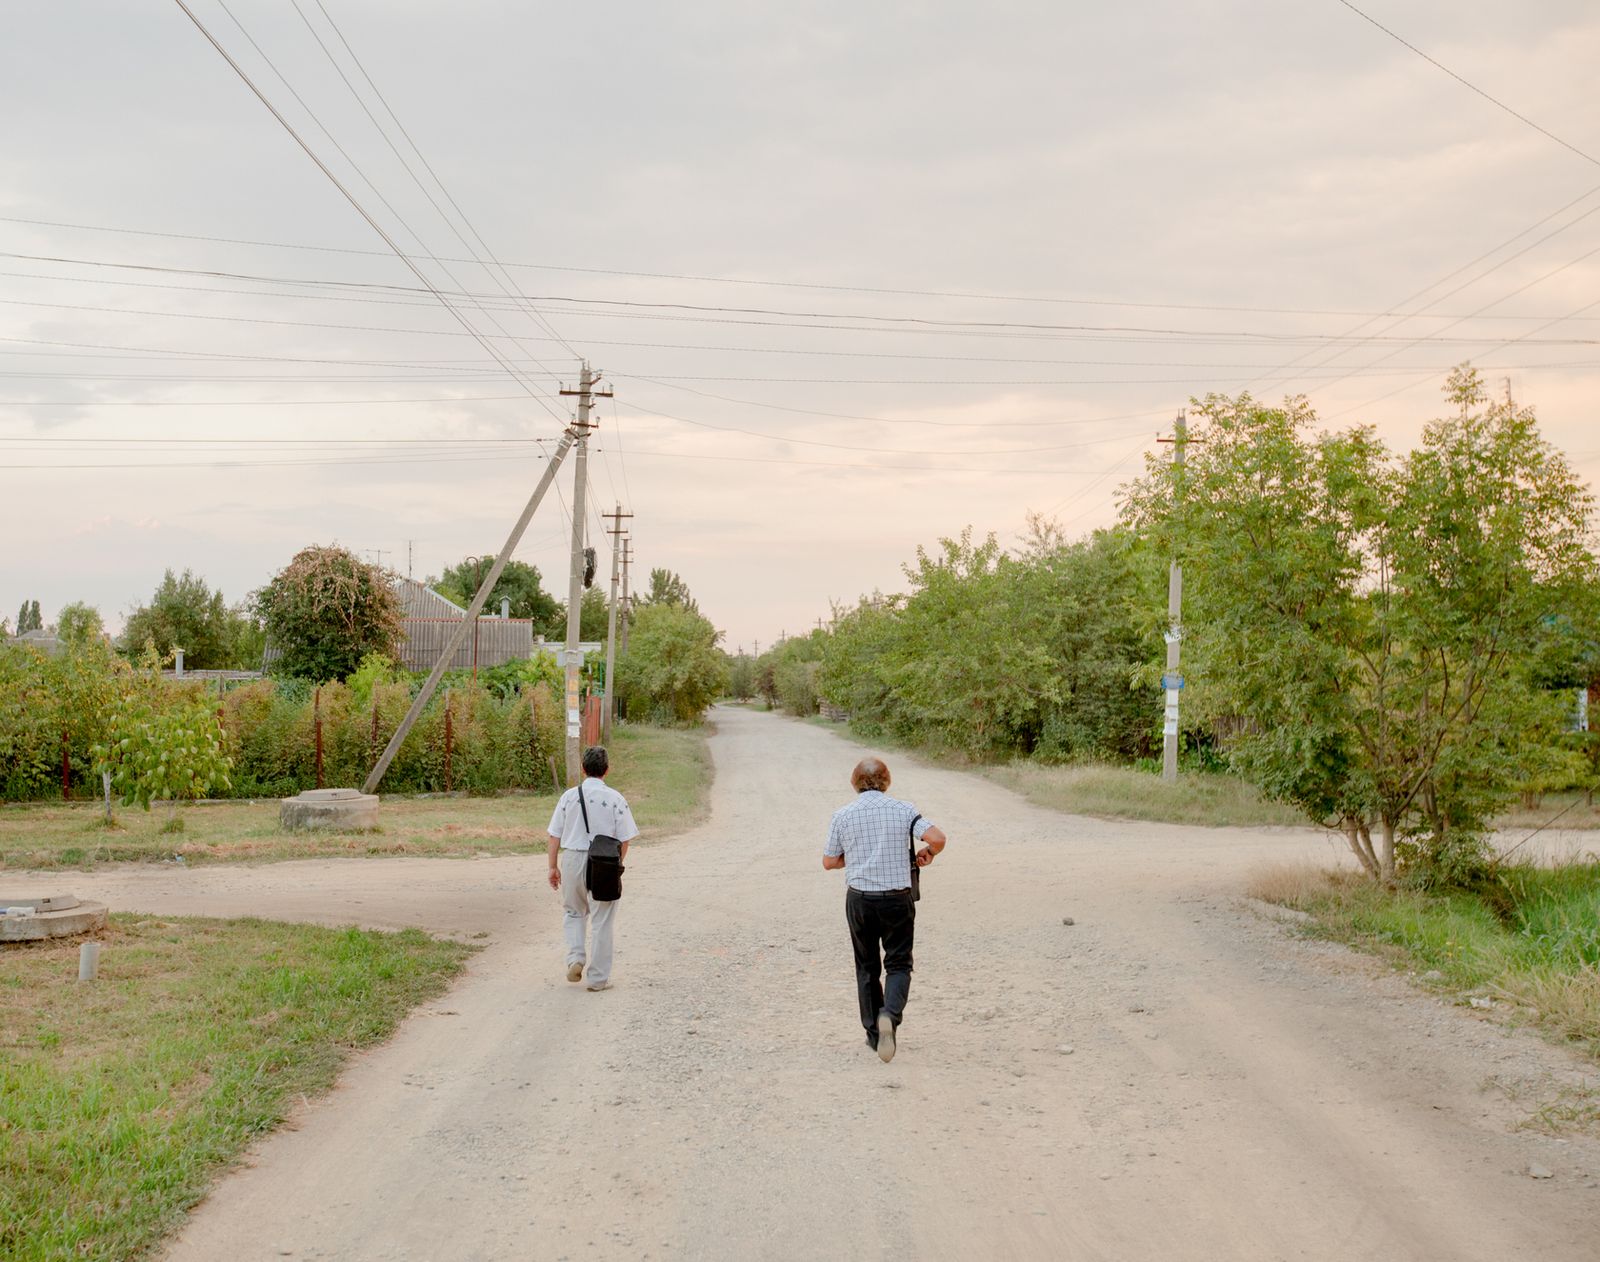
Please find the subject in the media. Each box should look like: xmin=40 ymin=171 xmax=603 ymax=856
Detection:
xmin=547 ymin=745 xmax=639 ymax=992
xmin=822 ymin=757 xmax=947 ymax=1062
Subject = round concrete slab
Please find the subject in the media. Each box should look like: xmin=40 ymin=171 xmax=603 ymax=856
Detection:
xmin=1 ymin=896 xmax=108 ymax=943
xmin=280 ymin=789 xmax=380 ymax=832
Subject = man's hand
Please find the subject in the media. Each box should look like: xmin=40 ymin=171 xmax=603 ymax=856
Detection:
xmin=547 ymin=865 xmax=561 ymax=891
xmin=915 ymin=846 xmax=935 ymax=867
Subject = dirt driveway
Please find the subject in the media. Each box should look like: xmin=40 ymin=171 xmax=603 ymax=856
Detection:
xmin=42 ymin=706 xmax=1600 ymax=1260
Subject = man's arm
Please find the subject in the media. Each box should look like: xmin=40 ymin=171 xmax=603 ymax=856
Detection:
xmin=822 ymin=852 xmax=846 ymax=871
xmin=547 ymin=834 xmax=562 ymax=890
xmin=915 ymin=823 xmax=947 ymax=866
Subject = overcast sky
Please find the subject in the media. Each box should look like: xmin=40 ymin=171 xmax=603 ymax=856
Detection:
xmin=4 ymin=0 xmax=1599 ymax=651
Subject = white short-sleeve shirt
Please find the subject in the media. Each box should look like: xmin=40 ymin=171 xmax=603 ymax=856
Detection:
xmin=547 ymin=778 xmax=640 ymax=852
xmin=825 ymin=790 xmax=934 ymax=892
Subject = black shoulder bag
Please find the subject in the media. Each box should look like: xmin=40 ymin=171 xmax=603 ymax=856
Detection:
xmin=908 ymin=813 xmax=923 ymax=902
xmin=578 ymin=784 xmax=625 ymax=901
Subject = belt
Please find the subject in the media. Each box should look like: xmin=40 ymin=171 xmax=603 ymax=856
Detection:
xmin=848 ymin=886 xmax=912 ymax=897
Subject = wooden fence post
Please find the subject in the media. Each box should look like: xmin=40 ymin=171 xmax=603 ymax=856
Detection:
xmin=443 ymin=695 xmax=454 ymax=794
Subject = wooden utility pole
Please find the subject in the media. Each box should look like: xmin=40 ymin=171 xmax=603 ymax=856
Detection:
xmin=619 ymin=536 xmax=634 ymax=653
xmin=558 ymin=364 xmax=611 ymax=784
xmin=602 ymin=503 xmax=633 ymax=742
xmin=1157 ymin=410 xmax=1187 ymax=784
xmin=363 ymin=428 xmax=578 ymax=794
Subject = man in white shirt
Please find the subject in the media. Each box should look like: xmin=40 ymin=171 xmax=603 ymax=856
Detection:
xmin=822 ymin=757 xmax=947 ymax=1062
xmin=547 ymin=745 xmax=640 ymax=992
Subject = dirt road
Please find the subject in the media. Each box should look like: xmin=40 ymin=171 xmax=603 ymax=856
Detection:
xmin=47 ymin=706 xmax=1600 ymax=1259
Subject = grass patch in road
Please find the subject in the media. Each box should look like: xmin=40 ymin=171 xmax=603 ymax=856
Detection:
xmin=0 ymin=914 xmax=473 ymax=1262
xmin=0 ymin=720 xmax=711 ymax=871
xmin=1249 ymin=861 xmax=1600 ymax=1063
xmin=985 ymin=762 xmax=1309 ymax=828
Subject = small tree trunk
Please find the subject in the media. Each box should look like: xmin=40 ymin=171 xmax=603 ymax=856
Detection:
xmin=1379 ymin=818 xmax=1398 ymax=885
xmin=1344 ymin=820 xmax=1379 ymax=878
xmin=61 ymin=731 xmax=71 ymax=801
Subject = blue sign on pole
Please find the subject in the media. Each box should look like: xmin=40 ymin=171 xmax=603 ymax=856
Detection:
xmin=1161 ymin=674 xmax=1185 ymax=691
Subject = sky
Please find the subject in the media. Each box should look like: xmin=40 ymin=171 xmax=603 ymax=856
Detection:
xmin=4 ymin=0 xmax=1600 ymax=652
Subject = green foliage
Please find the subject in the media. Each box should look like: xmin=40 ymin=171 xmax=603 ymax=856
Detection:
xmin=0 ymin=638 xmax=136 ymax=801
xmin=14 ymin=600 xmax=42 ymax=634
xmin=724 ymin=652 xmax=757 ymax=701
xmin=475 ymin=651 xmax=563 ymax=700
xmin=640 ymin=567 xmax=699 ymax=613
xmin=346 ymin=652 xmax=401 ymax=712
xmin=94 ymin=694 xmax=233 ymax=809
xmin=618 ymin=602 xmax=726 ymax=723
xmin=54 ymin=602 xmax=104 ymax=645
xmin=121 ymin=569 xmax=257 ymax=670
xmin=431 ymin=556 xmax=559 ymax=625
xmin=255 ymin=545 xmax=403 ymax=682
xmin=809 ymin=525 xmax=1155 ymax=760
xmin=1122 ymin=370 xmax=1599 ymax=881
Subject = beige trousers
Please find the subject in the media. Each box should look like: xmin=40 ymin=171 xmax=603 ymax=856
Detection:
xmin=559 ymin=848 xmax=616 ymax=984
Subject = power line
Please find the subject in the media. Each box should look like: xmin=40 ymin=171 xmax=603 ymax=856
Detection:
xmin=170 ymin=0 xmax=567 ymax=422
xmin=1332 ymin=0 xmax=1600 ymax=169
xmin=12 ymin=246 xmax=1600 ymax=326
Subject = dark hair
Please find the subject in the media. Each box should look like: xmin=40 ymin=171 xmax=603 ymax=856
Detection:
xmin=850 ymin=757 xmax=890 ymax=793
xmin=582 ymin=746 xmax=609 ymax=778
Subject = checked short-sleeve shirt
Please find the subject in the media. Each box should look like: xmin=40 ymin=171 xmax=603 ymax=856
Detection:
xmin=826 ymin=789 xmax=935 ymax=892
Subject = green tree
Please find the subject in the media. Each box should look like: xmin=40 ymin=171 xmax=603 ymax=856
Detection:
xmin=56 ymin=601 xmax=105 ymax=645
xmin=1122 ymin=372 xmax=1597 ymax=882
xmin=94 ymin=691 xmax=233 ymax=827
xmin=122 ymin=569 xmax=252 ymax=669
xmin=254 ymin=545 xmax=404 ymax=682
xmin=617 ymin=603 xmax=726 ymax=723
xmin=432 ymin=556 xmax=560 ymax=625
xmin=640 ymin=568 xmax=699 ymax=614
xmin=15 ymin=600 xmax=42 ymax=633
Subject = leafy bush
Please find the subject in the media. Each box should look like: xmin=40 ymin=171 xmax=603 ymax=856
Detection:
xmin=255 ymin=545 xmax=403 ymax=682
xmin=617 ymin=603 xmax=726 ymax=724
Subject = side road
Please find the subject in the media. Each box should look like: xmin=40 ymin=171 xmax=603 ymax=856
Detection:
xmin=32 ymin=705 xmax=1600 ymax=1260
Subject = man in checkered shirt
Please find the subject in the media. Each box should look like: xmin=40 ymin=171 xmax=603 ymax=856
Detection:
xmin=823 ymin=756 xmax=948 ymax=1063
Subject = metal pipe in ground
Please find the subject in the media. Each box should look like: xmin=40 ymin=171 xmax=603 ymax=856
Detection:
xmin=78 ymin=941 xmax=100 ymax=981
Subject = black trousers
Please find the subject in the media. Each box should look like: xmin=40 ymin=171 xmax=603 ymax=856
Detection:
xmin=845 ymin=887 xmax=916 ymax=1033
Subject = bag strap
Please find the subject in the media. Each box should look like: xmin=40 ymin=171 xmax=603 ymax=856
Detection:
xmin=577 ymin=783 xmax=592 ymax=840
xmin=908 ymin=813 xmax=922 ymax=856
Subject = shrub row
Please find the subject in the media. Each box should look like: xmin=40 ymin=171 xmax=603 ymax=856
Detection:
xmin=0 ymin=643 xmax=563 ymax=802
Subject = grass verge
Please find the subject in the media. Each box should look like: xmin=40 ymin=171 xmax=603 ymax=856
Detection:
xmin=1248 ymin=861 xmax=1600 ymax=1067
xmin=0 ymin=914 xmax=473 ymax=1262
xmin=984 ymin=762 xmax=1309 ymax=828
xmin=0 ymin=720 xmax=712 ymax=870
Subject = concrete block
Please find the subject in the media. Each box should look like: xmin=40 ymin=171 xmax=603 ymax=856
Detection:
xmin=279 ymin=788 xmax=380 ymax=832
xmin=1 ymin=895 xmax=109 ymax=943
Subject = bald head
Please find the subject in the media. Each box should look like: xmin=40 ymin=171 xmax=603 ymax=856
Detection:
xmin=851 ymin=757 xmax=891 ymax=793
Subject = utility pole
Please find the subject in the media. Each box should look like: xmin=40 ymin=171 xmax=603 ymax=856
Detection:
xmin=406 ymin=540 xmax=414 ymax=580
xmin=364 ymin=429 xmax=578 ymax=794
xmin=619 ymin=537 xmax=634 ymax=654
xmin=602 ymin=503 xmax=633 ymax=742
xmin=558 ymin=363 xmax=612 ymax=784
xmin=1156 ymin=410 xmax=1187 ymax=784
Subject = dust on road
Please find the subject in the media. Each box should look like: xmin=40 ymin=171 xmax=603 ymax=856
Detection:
xmin=45 ymin=706 xmax=1600 ymax=1260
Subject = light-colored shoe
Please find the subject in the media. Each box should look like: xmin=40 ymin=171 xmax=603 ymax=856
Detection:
xmin=876 ymin=1011 xmax=896 ymax=1063
xmin=566 ymin=961 xmax=584 ymax=983
xmin=586 ymin=980 xmax=612 ymax=992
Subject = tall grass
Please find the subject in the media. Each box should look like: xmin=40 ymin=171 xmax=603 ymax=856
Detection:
xmin=1253 ymin=861 xmax=1600 ymax=1057
xmin=987 ymin=761 xmax=1309 ymax=828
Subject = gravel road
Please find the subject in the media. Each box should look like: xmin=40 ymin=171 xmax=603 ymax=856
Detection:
xmin=40 ymin=705 xmax=1600 ymax=1260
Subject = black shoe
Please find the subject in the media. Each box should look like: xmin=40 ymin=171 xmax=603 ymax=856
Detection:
xmin=876 ymin=1010 xmax=896 ymax=1063
xmin=865 ymin=1029 xmax=878 ymax=1051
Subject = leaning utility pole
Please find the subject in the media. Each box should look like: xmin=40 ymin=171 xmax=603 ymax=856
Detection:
xmin=363 ymin=429 xmax=578 ymax=794
xmin=558 ymin=363 xmax=611 ymax=784
xmin=1157 ymin=410 xmax=1187 ymax=783
xmin=601 ymin=503 xmax=633 ymax=742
